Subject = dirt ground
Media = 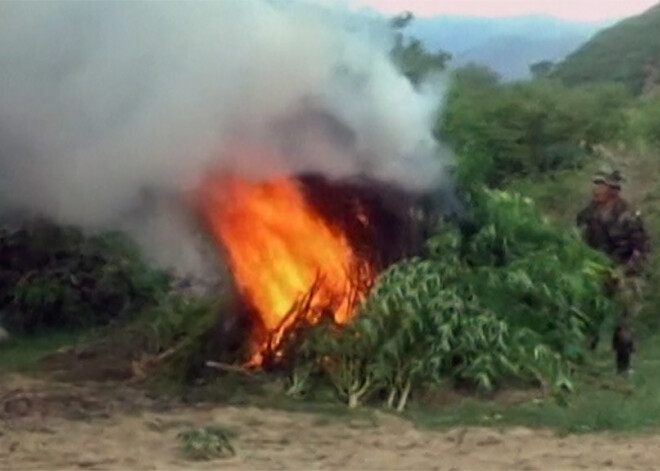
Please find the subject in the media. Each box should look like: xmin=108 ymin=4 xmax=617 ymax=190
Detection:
xmin=1 ymin=374 xmax=659 ymax=471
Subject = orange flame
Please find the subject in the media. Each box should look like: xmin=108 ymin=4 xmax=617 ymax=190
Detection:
xmin=199 ymin=172 xmax=374 ymax=366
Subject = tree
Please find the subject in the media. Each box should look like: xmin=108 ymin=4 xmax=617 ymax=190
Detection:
xmin=393 ymin=39 xmax=452 ymax=84
xmin=390 ymin=11 xmax=414 ymax=54
xmin=438 ymin=70 xmax=629 ymax=187
xmin=530 ymin=60 xmax=554 ymax=79
xmin=389 ymin=11 xmax=414 ymax=30
xmin=389 ymin=12 xmax=451 ymax=85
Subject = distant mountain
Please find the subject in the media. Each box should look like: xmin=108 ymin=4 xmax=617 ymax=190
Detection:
xmin=405 ymin=15 xmax=610 ymax=80
xmin=453 ymin=34 xmax=593 ymax=80
xmin=552 ymin=4 xmax=660 ymax=94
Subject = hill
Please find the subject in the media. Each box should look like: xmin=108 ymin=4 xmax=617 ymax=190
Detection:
xmin=452 ymin=34 xmax=590 ymax=80
xmin=552 ymin=3 xmax=660 ymax=94
xmin=406 ymin=15 xmax=607 ymax=80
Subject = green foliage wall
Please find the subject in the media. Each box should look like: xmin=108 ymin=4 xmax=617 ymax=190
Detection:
xmin=0 ymin=222 xmax=171 ymax=334
xmin=634 ymin=96 xmax=660 ymax=146
xmin=438 ymin=72 xmax=630 ymax=187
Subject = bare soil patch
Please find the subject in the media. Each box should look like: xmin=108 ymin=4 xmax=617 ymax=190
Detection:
xmin=1 ymin=374 xmax=659 ymax=471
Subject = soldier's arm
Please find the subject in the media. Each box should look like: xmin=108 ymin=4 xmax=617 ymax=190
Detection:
xmin=576 ymin=205 xmax=591 ymax=231
xmin=623 ymin=211 xmax=650 ymax=274
xmin=630 ymin=211 xmax=650 ymax=254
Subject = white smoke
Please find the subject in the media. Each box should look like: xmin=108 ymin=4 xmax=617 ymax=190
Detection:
xmin=0 ymin=0 xmax=449 ymax=278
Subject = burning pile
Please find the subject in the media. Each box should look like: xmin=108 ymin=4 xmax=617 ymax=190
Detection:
xmin=198 ymin=169 xmax=429 ymax=368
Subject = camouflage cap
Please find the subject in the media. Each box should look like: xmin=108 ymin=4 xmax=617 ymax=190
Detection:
xmin=593 ymin=169 xmax=625 ymax=189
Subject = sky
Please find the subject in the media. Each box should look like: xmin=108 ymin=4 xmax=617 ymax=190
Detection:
xmin=352 ymin=0 xmax=659 ymax=22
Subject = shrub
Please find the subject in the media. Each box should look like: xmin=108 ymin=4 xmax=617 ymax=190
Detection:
xmin=0 ymin=221 xmax=171 ymax=334
xmin=637 ymin=97 xmax=660 ymax=147
xmin=439 ymin=72 xmax=630 ymax=188
xmin=177 ymin=425 xmax=236 ymax=460
xmin=289 ymin=189 xmax=616 ymax=410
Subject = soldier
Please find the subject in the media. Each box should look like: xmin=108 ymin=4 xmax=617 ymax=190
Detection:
xmin=576 ymin=169 xmax=650 ymax=374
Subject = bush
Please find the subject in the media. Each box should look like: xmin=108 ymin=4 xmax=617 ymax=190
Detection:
xmin=0 ymin=221 xmax=171 ymax=334
xmin=637 ymin=97 xmax=660 ymax=147
xmin=439 ymin=71 xmax=630 ymax=187
xmin=177 ymin=425 xmax=237 ymax=460
xmin=287 ymin=189 xmax=616 ymax=410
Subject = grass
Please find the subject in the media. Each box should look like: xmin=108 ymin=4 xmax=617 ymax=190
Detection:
xmin=408 ymin=328 xmax=660 ymax=435
xmin=404 ymin=142 xmax=660 ymax=436
xmin=0 ymin=329 xmax=89 ymax=374
xmin=179 ymin=372 xmax=380 ymax=425
xmin=6 ymin=322 xmax=660 ymax=436
xmin=177 ymin=424 xmax=238 ymax=460
xmin=551 ymin=4 xmax=660 ymax=94
xmin=182 ymin=324 xmax=660 ymax=436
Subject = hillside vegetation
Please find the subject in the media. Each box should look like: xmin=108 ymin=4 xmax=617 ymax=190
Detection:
xmin=3 ymin=10 xmax=660 ymax=430
xmin=552 ymin=3 xmax=660 ymax=94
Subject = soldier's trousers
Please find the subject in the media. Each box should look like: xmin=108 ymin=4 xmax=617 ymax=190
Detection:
xmin=612 ymin=276 xmax=645 ymax=372
xmin=615 ymin=276 xmax=645 ymax=320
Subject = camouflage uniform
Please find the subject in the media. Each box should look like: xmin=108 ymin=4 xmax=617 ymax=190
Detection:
xmin=576 ymin=170 xmax=650 ymax=372
xmin=577 ymin=198 xmax=650 ymax=279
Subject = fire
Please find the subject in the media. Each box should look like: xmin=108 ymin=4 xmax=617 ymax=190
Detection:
xmin=199 ymin=172 xmax=374 ymax=366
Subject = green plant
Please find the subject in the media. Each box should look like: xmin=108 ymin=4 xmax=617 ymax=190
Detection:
xmin=0 ymin=222 xmax=171 ymax=334
xmin=297 ymin=321 xmax=380 ymax=408
xmin=287 ymin=188 xmax=615 ymax=411
xmin=119 ymin=292 xmax=227 ymax=383
xmin=177 ymin=425 xmax=237 ymax=460
xmin=636 ymin=97 xmax=660 ymax=146
xmin=439 ymin=72 xmax=629 ymax=188
xmin=389 ymin=12 xmax=451 ymax=86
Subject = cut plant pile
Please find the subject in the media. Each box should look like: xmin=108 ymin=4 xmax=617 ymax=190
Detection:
xmin=1 ymin=186 xmax=618 ymax=415
xmin=280 ymin=189 xmax=617 ymax=410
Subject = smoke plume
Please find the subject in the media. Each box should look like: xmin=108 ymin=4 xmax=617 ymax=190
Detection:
xmin=0 ymin=0 xmax=450 ymax=278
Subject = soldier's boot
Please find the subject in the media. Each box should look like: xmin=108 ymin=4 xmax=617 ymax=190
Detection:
xmin=616 ymin=349 xmax=632 ymax=374
xmin=612 ymin=323 xmax=634 ymax=374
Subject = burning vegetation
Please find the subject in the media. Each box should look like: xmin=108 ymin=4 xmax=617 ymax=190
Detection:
xmin=0 ymin=169 xmax=620 ymax=411
xmin=187 ymin=152 xmax=618 ymax=413
xmin=198 ymin=168 xmax=431 ymax=368
xmin=191 ymin=178 xmax=619 ymax=410
xmin=199 ymin=174 xmax=372 ymax=367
